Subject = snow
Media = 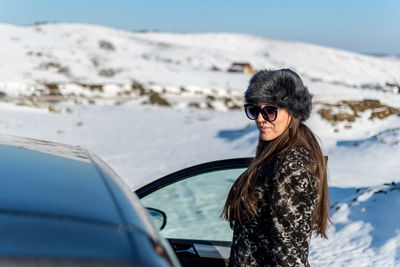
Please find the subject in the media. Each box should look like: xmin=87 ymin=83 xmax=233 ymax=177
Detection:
xmin=310 ymin=183 xmax=400 ymax=266
xmin=1 ymin=22 xmax=400 ymax=94
xmin=1 ymin=22 xmax=400 ymax=266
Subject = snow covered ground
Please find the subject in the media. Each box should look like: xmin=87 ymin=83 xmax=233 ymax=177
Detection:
xmin=1 ymin=22 xmax=400 ymax=96
xmin=1 ymin=88 xmax=399 ymax=266
xmin=1 ymin=22 xmax=400 ymax=266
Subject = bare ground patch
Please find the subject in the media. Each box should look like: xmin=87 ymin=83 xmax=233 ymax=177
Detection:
xmin=317 ymin=99 xmax=399 ymax=123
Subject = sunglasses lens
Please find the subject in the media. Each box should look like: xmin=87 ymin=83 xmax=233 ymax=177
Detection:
xmin=262 ymin=107 xmax=277 ymax=122
xmin=245 ymin=106 xmax=259 ymax=120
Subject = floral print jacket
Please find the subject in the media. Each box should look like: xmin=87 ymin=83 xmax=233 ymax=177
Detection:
xmin=228 ymin=146 xmax=319 ymax=267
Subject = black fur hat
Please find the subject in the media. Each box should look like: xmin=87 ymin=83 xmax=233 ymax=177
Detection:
xmin=245 ymin=69 xmax=312 ymax=121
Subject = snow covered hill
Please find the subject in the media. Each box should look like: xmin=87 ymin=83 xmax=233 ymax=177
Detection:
xmin=1 ymin=22 xmax=400 ymax=98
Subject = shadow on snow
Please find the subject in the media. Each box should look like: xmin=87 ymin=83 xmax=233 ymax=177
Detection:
xmin=330 ymin=182 xmax=400 ymax=250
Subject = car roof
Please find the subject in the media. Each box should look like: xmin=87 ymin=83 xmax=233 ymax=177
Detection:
xmin=0 ymin=135 xmax=168 ymax=265
xmin=0 ymin=135 xmax=122 ymax=225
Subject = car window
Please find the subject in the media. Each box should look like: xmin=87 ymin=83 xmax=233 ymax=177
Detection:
xmin=141 ymin=168 xmax=245 ymax=241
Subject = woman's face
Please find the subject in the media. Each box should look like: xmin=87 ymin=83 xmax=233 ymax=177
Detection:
xmin=255 ymin=105 xmax=291 ymax=141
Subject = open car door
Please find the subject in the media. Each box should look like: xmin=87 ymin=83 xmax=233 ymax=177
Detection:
xmin=135 ymin=158 xmax=252 ymax=267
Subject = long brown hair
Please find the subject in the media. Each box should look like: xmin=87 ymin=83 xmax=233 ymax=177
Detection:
xmin=221 ymin=116 xmax=330 ymax=238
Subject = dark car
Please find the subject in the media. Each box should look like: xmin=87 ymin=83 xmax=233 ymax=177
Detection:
xmin=0 ymin=135 xmax=180 ymax=267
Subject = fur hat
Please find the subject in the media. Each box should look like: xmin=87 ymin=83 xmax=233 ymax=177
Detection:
xmin=245 ymin=69 xmax=312 ymax=121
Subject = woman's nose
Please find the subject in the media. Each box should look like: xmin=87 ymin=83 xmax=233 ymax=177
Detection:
xmin=255 ymin=112 xmax=265 ymax=123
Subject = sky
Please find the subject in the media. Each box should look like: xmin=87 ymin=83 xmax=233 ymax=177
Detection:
xmin=0 ymin=0 xmax=399 ymax=55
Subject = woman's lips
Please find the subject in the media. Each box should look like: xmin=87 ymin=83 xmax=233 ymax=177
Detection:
xmin=258 ymin=124 xmax=272 ymax=131
xmin=258 ymin=125 xmax=272 ymax=131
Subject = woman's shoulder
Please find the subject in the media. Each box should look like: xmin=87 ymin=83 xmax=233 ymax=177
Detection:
xmin=259 ymin=146 xmax=312 ymax=183
xmin=279 ymin=145 xmax=311 ymax=165
xmin=274 ymin=146 xmax=315 ymax=187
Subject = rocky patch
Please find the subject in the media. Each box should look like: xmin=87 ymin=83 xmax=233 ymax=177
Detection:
xmin=317 ymin=99 xmax=399 ymax=123
xmin=39 ymin=62 xmax=71 ymax=76
xmin=1 ymin=79 xmax=243 ymax=111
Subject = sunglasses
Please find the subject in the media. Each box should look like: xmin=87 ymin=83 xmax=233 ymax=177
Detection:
xmin=244 ymin=104 xmax=278 ymax=122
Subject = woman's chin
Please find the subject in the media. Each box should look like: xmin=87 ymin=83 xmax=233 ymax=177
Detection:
xmin=259 ymin=129 xmax=280 ymax=141
xmin=260 ymin=134 xmax=273 ymax=141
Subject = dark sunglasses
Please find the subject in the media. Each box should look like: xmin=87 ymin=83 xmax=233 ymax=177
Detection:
xmin=244 ymin=104 xmax=278 ymax=122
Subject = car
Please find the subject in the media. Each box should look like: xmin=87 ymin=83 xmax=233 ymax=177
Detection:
xmin=136 ymin=158 xmax=252 ymax=267
xmin=0 ymin=134 xmax=181 ymax=267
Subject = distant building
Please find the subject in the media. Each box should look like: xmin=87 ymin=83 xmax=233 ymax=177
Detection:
xmin=385 ymin=82 xmax=400 ymax=94
xmin=362 ymin=82 xmax=400 ymax=94
xmin=227 ymin=62 xmax=253 ymax=74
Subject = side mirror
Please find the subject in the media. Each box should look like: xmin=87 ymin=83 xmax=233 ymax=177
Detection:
xmin=146 ymin=207 xmax=167 ymax=231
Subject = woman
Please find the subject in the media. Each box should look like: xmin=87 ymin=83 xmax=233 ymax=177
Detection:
xmin=222 ymin=69 xmax=330 ymax=266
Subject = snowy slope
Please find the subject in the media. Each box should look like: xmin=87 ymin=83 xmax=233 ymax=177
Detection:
xmin=310 ymin=182 xmax=400 ymax=266
xmin=1 ymin=22 xmax=400 ymax=97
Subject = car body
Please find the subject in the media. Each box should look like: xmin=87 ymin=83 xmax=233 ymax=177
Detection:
xmin=0 ymin=134 xmax=180 ymax=267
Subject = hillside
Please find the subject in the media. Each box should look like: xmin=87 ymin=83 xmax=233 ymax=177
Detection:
xmin=1 ymin=22 xmax=400 ymax=98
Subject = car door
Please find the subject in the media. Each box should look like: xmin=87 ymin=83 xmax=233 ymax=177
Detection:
xmin=135 ymin=158 xmax=252 ymax=267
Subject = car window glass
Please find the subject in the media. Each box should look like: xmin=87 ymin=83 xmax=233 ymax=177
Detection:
xmin=141 ymin=168 xmax=245 ymax=241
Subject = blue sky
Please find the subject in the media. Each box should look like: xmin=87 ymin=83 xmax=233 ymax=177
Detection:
xmin=1 ymin=0 xmax=399 ymax=54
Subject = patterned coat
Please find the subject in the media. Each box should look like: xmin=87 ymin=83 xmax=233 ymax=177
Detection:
xmin=228 ymin=146 xmax=319 ymax=267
